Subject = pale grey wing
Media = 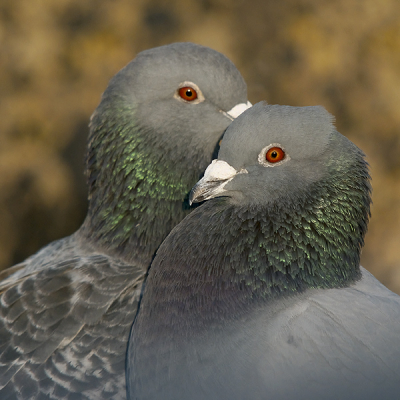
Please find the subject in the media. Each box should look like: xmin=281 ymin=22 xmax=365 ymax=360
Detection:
xmin=0 ymin=236 xmax=78 ymax=289
xmin=0 ymin=263 xmax=27 ymax=283
xmin=243 ymin=267 xmax=400 ymax=400
xmin=0 ymin=254 xmax=144 ymax=400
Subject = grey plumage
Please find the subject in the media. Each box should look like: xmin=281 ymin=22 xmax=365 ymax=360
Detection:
xmin=128 ymin=103 xmax=400 ymax=400
xmin=0 ymin=42 xmax=250 ymax=399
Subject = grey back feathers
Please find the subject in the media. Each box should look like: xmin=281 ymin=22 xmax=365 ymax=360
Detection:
xmin=0 ymin=42 xmax=249 ymax=400
xmin=128 ymin=103 xmax=400 ymax=400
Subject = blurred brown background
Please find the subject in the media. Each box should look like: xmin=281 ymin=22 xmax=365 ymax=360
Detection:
xmin=1 ymin=0 xmax=399 ymax=293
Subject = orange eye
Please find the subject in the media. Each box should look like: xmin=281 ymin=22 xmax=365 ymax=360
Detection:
xmin=178 ymin=86 xmax=198 ymax=101
xmin=266 ymin=147 xmax=285 ymax=163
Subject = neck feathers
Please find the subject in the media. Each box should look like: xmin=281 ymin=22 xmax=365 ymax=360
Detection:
xmin=145 ymin=163 xmax=371 ymax=324
xmin=81 ymin=102 xmax=196 ymax=263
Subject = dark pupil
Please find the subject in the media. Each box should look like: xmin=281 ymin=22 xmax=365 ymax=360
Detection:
xmin=186 ymin=89 xmax=193 ymax=97
xmin=271 ymin=151 xmax=278 ymax=158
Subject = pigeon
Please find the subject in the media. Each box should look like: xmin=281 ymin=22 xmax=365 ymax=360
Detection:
xmin=128 ymin=102 xmax=400 ymax=400
xmin=0 ymin=42 xmax=251 ymax=400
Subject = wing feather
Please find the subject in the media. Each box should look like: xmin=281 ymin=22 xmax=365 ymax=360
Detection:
xmin=0 ymin=250 xmax=143 ymax=399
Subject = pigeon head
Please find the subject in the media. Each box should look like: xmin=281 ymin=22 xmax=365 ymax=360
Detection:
xmin=83 ymin=43 xmax=250 ymax=261
xmin=191 ymin=102 xmax=369 ymax=208
xmin=117 ymin=42 xmax=249 ymax=131
xmin=88 ymin=43 xmax=250 ymax=190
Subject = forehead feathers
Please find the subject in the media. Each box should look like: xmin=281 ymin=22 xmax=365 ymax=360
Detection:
xmin=103 ymin=42 xmax=247 ymax=111
xmin=219 ymin=103 xmax=336 ymax=169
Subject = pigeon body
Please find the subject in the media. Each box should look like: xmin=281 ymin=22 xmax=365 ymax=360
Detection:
xmin=0 ymin=43 xmax=250 ymax=399
xmin=128 ymin=103 xmax=400 ymax=400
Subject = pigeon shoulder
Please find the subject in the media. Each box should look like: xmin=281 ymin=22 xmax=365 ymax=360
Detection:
xmin=246 ymin=268 xmax=400 ymax=400
xmin=297 ymin=266 xmax=400 ymax=344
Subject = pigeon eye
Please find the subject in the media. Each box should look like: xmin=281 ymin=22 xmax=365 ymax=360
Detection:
xmin=175 ymin=81 xmax=204 ymax=104
xmin=178 ymin=86 xmax=198 ymax=102
xmin=258 ymin=143 xmax=290 ymax=167
xmin=266 ymin=147 xmax=285 ymax=163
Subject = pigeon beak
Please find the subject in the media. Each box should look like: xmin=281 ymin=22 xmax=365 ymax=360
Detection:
xmin=221 ymin=101 xmax=252 ymax=121
xmin=189 ymin=160 xmax=246 ymax=205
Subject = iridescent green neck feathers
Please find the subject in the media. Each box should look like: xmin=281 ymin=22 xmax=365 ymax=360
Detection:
xmin=81 ymin=102 xmax=199 ymax=263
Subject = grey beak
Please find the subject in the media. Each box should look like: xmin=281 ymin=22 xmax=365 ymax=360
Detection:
xmin=189 ymin=179 xmax=227 ymax=205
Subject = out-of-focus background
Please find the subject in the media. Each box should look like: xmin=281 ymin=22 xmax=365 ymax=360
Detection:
xmin=1 ymin=0 xmax=399 ymax=292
